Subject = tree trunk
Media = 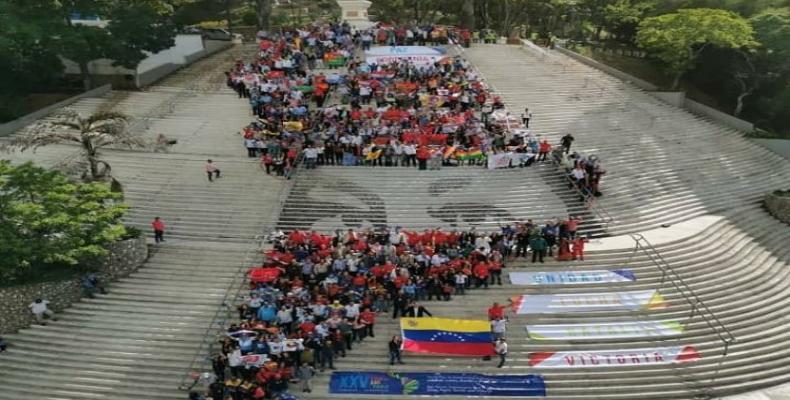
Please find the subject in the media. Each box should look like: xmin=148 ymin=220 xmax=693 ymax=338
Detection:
xmin=87 ymin=156 xmax=99 ymax=180
xmin=78 ymin=61 xmax=93 ymax=92
xmin=461 ymin=0 xmax=475 ymax=29
xmin=256 ymin=0 xmax=272 ymax=30
xmin=225 ymin=0 xmax=233 ymax=34
xmin=594 ymin=26 xmax=603 ymax=41
xmin=671 ymin=72 xmax=683 ymax=91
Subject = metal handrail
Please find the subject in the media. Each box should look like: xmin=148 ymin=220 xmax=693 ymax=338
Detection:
xmin=178 ymin=235 xmax=265 ymax=390
xmin=627 ymin=233 xmax=736 ymax=358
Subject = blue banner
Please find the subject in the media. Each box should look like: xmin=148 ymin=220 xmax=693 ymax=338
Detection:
xmin=329 ymin=371 xmax=546 ymax=396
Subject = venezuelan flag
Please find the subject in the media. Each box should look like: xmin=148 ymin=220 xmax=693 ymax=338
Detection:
xmin=401 ymin=317 xmax=495 ymax=356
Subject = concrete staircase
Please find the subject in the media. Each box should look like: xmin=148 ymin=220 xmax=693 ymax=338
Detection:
xmin=281 ymin=44 xmax=790 ymax=400
xmin=462 ymin=44 xmax=790 ymax=235
xmin=0 ymin=45 xmax=285 ymax=400
xmin=277 ymin=163 xmax=602 ymax=235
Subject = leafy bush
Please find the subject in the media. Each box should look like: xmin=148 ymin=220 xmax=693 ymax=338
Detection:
xmin=0 ymin=161 xmax=128 ymax=282
xmin=122 ymin=226 xmax=143 ymax=239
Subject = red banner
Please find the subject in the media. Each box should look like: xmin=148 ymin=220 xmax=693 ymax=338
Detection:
xmin=248 ymin=267 xmax=282 ymax=283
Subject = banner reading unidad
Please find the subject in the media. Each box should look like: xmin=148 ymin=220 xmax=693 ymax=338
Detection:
xmin=509 ymin=269 xmax=636 ymax=285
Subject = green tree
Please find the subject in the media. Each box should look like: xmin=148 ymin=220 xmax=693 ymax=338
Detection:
xmin=461 ymin=0 xmax=476 ymax=29
xmin=636 ymin=8 xmax=758 ymax=89
xmin=0 ymin=0 xmax=67 ymax=120
xmin=728 ymin=7 xmax=790 ymax=116
xmin=3 ymin=109 xmax=162 ymax=188
xmin=603 ymin=0 xmax=655 ymax=42
xmin=54 ymin=0 xmax=177 ymax=90
xmin=0 ymin=161 xmax=127 ymax=281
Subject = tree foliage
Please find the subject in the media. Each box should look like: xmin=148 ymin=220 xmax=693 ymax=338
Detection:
xmin=0 ymin=161 xmax=128 ymax=281
xmin=636 ymin=8 xmax=758 ymax=88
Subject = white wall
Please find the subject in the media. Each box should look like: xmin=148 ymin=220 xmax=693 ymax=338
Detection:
xmin=62 ymin=34 xmax=206 ymax=76
xmin=137 ymin=34 xmax=204 ymax=74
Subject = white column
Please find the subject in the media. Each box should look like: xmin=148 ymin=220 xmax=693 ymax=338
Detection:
xmin=336 ymin=0 xmax=374 ymax=30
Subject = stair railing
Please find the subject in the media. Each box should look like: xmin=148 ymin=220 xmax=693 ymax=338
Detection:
xmin=627 ymin=233 xmax=735 ymax=359
xmin=178 ymin=234 xmax=265 ymax=391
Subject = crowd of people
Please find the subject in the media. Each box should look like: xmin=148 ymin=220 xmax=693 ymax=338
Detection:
xmin=197 ymin=225 xmax=508 ymax=399
xmin=229 ymin=21 xmax=577 ymax=175
xmin=190 ymin=19 xmax=604 ymax=400
xmin=189 ymin=211 xmax=591 ymax=398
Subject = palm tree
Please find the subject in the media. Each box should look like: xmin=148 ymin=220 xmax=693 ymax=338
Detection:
xmin=4 ymin=109 xmax=156 ymax=190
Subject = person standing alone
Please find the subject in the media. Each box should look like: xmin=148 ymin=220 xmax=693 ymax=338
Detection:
xmin=495 ymin=338 xmax=508 ymax=368
xmin=152 ymin=217 xmax=165 ymax=243
xmin=205 ymin=159 xmax=221 ymax=182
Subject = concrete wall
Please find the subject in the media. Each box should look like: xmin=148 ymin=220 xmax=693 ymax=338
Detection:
xmin=0 ymin=84 xmax=112 ymax=137
xmin=554 ymin=44 xmax=756 ymax=133
xmin=649 ymin=91 xmax=686 ymax=108
xmin=766 ymin=191 xmax=790 ymax=224
xmin=0 ymin=237 xmax=148 ymax=334
xmin=684 ymin=99 xmax=754 ymax=132
xmin=61 ymin=35 xmax=232 ymax=89
xmin=520 ymin=39 xmax=549 ymax=58
xmin=554 ymin=45 xmax=658 ymax=91
xmin=753 ymin=139 xmax=790 ymax=160
xmin=136 ymin=34 xmax=204 ymax=74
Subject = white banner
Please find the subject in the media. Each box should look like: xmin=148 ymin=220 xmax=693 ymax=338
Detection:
xmin=511 ymin=290 xmax=666 ymax=314
xmin=527 ymin=320 xmax=684 ymax=340
xmin=486 ymin=152 xmax=534 ymax=169
xmin=366 ymin=54 xmax=447 ymax=67
xmin=509 ymin=270 xmax=636 ymax=285
xmin=487 ymin=153 xmax=512 ymax=169
xmin=527 ymin=346 xmax=701 ymax=368
xmin=241 ymin=354 xmax=269 ymax=367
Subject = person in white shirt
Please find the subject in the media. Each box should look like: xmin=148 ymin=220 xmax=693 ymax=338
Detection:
xmin=454 ymin=272 xmax=468 ymax=295
xmin=29 ymin=298 xmax=56 ymax=324
xmin=402 ymin=143 xmax=416 ymax=167
xmin=495 ymin=338 xmax=508 ymax=368
xmin=344 ymin=302 xmax=361 ymax=319
xmin=303 ymin=145 xmax=319 ymax=169
xmin=491 ymin=318 xmax=508 ymax=341
xmin=228 ymin=348 xmax=244 ymax=377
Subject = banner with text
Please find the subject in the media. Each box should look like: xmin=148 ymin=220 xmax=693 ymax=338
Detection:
xmin=509 ymin=270 xmax=636 ymax=285
xmin=527 ymin=320 xmax=684 ymax=340
xmin=527 ymin=346 xmax=701 ymax=368
xmin=329 ymin=372 xmax=546 ymax=396
xmin=511 ymin=290 xmax=666 ymax=314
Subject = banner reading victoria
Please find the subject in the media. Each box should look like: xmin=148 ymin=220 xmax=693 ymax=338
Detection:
xmin=329 ymin=372 xmax=546 ymax=396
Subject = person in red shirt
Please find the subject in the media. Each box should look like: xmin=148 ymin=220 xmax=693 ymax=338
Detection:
xmin=488 ymin=302 xmax=505 ymax=320
xmin=416 ymin=146 xmax=431 ymax=170
xmin=473 ymin=261 xmax=489 ymax=289
xmin=538 ymin=139 xmax=552 ymax=162
xmin=352 ymin=274 xmax=367 ymax=287
xmin=572 ymin=236 xmax=589 ymax=261
xmin=151 ymin=217 xmax=165 ymax=243
xmin=359 ymin=307 xmax=376 ymax=338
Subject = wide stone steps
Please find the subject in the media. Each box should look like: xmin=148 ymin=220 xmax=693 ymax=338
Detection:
xmin=272 ymin=44 xmax=790 ymax=400
xmin=0 ymin=44 xmax=276 ymax=400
